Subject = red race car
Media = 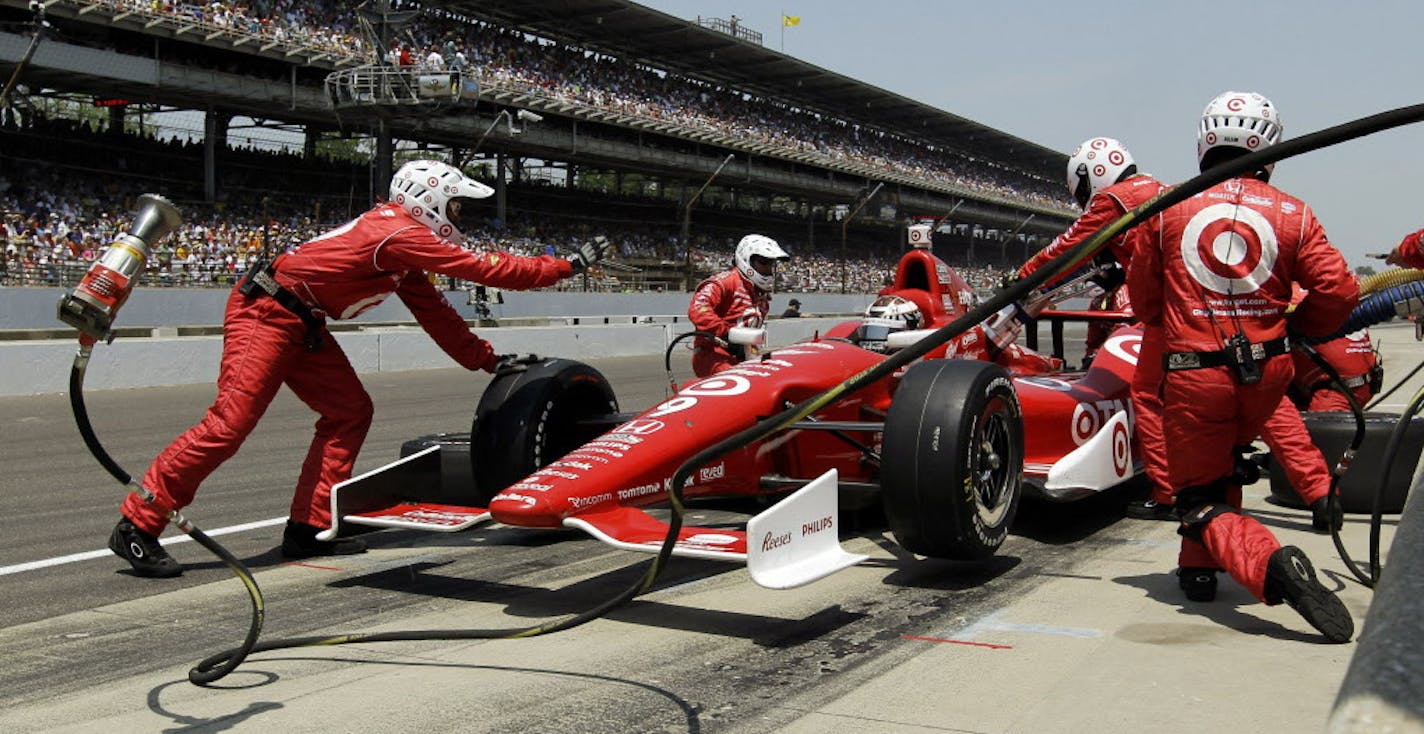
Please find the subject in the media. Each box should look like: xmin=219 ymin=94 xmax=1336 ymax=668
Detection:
xmin=325 ymin=246 xmax=1144 ymax=588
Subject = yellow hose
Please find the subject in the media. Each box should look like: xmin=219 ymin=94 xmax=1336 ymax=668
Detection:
xmin=1360 ymin=268 xmax=1424 ymax=295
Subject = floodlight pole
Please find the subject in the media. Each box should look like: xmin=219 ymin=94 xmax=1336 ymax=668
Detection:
xmin=682 ymin=153 xmax=736 ymax=291
xmin=840 ymin=182 xmax=883 ymax=294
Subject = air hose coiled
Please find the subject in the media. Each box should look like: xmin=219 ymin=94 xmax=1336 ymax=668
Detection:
xmin=1302 ymin=280 xmax=1424 ymax=344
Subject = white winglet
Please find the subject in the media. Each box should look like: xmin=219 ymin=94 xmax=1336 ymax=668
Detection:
xmin=1043 ymin=409 xmax=1134 ymax=500
xmin=746 ymin=469 xmax=868 ymax=589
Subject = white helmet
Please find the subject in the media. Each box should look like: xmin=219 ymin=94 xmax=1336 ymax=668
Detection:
xmin=1197 ymin=91 xmax=1283 ymax=173
xmin=389 ymin=160 xmax=494 ymax=245
xmin=1066 ymin=137 xmax=1135 ymax=210
xmin=854 ymin=294 xmax=921 ymax=352
xmin=734 ymin=234 xmax=790 ymax=291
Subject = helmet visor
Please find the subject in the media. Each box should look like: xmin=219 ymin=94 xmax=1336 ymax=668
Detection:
xmin=749 ymin=254 xmax=778 ymax=277
xmin=446 ymin=197 xmax=482 ymax=233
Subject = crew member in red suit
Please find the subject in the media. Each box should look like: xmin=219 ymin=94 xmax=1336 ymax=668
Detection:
xmin=1261 ymin=284 xmax=1379 ymax=533
xmin=1385 ymin=227 xmax=1424 ymax=269
xmin=1128 ymin=91 xmax=1357 ymax=642
xmin=688 ymin=234 xmax=789 ymax=377
xmin=1015 ymin=137 xmax=1173 ymax=522
xmin=108 ymin=160 xmax=609 ymax=577
xmin=1291 ymin=327 xmax=1378 ymax=411
xmin=1017 ymin=136 xmax=1166 ymax=364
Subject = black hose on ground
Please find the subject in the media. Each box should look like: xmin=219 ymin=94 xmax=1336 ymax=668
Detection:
xmin=68 ymin=343 xmax=265 ymax=685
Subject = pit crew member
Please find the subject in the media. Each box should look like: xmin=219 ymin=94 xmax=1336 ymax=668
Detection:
xmin=688 ymin=234 xmax=790 ymax=377
xmin=108 ymin=160 xmax=609 ymax=578
xmin=1128 ymin=91 xmax=1357 ymax=642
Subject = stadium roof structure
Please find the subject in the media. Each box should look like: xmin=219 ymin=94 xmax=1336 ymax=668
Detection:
xmin=433 ymin=0 xmax=1067 ymax=177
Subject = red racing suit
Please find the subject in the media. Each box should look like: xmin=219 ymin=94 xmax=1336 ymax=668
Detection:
xmin=687 ymin=269 xmax=770 ymax=377
xmin=1391 ymin=227 xmax=1424 ymax=268
xmin=123 ymin=203 xmax=573 ymax=534
xmin=1128 ymin=176 xmax=1357 ymax=601
xmin=1021 ymin=174 xmax=1170 ymax=502
xmin=1291 ymin=328 xmax=1378 ymax=410
xmin=1020 ymin=174 xmax=1167 ymax=359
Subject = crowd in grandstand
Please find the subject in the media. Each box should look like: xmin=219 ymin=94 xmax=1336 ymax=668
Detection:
xmin=55 ymin=0 xmax=1074 ymax=211
xmin=2 ymin=1 xmax=1036 ymax=299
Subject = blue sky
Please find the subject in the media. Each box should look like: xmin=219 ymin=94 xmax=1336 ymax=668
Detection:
xmin=637 ymin=0 xmax=1424 ymax=267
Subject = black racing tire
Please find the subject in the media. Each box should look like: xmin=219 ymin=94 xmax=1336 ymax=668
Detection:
xmin=881 ymin=360 xmax=1024 ymax=560
xmin=1265 ymin=411 xmax=1424 ymax=514
xmin=470 ymin=358 xmax=619 ymax=502
xmin=399 ymin=433 xmax=475 ymax=505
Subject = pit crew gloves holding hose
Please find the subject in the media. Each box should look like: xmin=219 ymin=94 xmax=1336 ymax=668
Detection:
xmin=110 ymin=160 xmax=606 ymax=578
xmin=1127 ymin=91 xmax=1357 ymax=642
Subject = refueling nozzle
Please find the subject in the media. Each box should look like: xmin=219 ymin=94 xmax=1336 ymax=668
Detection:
xmin=57 ymin=193 xmax=182 ymax=342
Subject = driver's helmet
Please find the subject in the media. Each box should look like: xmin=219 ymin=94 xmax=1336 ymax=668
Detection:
xmin=389 ymin=160 xmax=495 ymax=246
xmin=853 ymin=295 xmax=922 ymax=352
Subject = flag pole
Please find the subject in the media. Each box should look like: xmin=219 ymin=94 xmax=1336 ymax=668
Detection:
xmin=780 ymin=9 xmax=785 ymax=51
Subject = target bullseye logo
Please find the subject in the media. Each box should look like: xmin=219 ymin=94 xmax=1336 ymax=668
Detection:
xmin=1111 ymin=420 xmax=1130 ymax=477
xmin=1108 ymin=150 xmax=1125 ymax=166
xmin=1071 ymin=404 xmax=1098 ymax=446
xmin=1181 ymin=203 xmax=1278 ymax=295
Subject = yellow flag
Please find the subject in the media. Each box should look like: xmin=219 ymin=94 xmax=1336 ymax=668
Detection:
xmin=783 ymin=14 xmax=801 ymax=27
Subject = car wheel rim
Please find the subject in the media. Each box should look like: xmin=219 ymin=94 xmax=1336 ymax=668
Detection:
xmin=972 ymin=397 xmax=1014 ymax=527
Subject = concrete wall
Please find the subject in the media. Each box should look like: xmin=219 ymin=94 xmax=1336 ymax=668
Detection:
xmin=0 ymin=286 xmax=872 ymax=329
xmin=0 ymin=317 xmax=850 ymax=396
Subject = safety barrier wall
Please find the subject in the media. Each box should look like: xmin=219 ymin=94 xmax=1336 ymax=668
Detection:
xmin=1330 ymin=461 xmax=1424 ymax=732
xmin=0 ymin=317 xmax=848 ymax=396
xmin=0 ymin=287 xmax=872 ymax=329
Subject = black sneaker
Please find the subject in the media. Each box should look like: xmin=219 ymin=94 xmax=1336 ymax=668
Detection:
xmin=1177 ymin=567 xmax=1218 ymax=602
xmin=1310 ymin=497 xmax=1344 ymax=533
xmin=281 ymin=521 xmax=367 ymax=559
xmin=109 ymin=517 xmax=183 ymax=578
xmin=1126 ymin=498 xmax=1176 ymax=521
xmin=1264 ymin=546 xmax=1353 ymax=643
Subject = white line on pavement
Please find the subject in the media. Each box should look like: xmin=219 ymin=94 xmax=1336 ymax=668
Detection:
xmin=0 ymin=516 xmax=288 ymax=576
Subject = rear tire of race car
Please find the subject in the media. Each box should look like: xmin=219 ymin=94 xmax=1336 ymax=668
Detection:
xmin=470 ymin=358 xmax=619 ymax=502
xmin=881 ymin=360 xmax=1024 ymax=560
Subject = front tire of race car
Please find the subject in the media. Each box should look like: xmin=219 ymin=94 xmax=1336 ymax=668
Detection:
xmin=471 ymin=358 xmax=619 ymax=501
xmin=881 ymin=360 xmax=1024 ymax=560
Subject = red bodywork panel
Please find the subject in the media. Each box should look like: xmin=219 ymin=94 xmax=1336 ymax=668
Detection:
xmin=486 ymin=247 xmax=1146 ymax=528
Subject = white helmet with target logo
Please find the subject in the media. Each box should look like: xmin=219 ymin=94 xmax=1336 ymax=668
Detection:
xmin=734 ymin=234 xmax=790 ymax=291
xmin=389 ymin=160 xmax=495 ymax=246
xmin=1197 ymin=91 xmax=1283 ymax=173
xmin=1065 ymin=137 xmax=1136 ymax=210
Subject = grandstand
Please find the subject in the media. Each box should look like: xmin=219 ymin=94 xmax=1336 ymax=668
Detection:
xmin=0 ymin=0 xmax=1075 ymax=296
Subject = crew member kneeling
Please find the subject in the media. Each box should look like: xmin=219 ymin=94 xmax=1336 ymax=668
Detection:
xmin=1128 ymin=92 xmax=1357 ymax=642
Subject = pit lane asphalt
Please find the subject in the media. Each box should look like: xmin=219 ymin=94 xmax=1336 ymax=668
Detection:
xmin=0 ymin=326 xmax=1413 ymax=732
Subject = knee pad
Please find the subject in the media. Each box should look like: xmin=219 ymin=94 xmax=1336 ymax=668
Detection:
xmin=1174 ymin=478 xmax=1231 ymax=511
xmin=1176 ymin=501 xmax=1236 ymax=543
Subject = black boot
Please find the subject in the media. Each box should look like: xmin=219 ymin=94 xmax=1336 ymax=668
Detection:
xmin=1177 ymin=567 xmax=1218 ymax=602
xmin=1264 ymin=546 xmax=1353 ymax=643
xmin=281 ymin=521 xmax=367 ymax=559
xmin=1310 ymin=497 xmax=1344 ymax=533
xmin=109 ymin=517 xmax=183 ymax=578
xmin=1126 ymin=498 xmax=1176 ymax=521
